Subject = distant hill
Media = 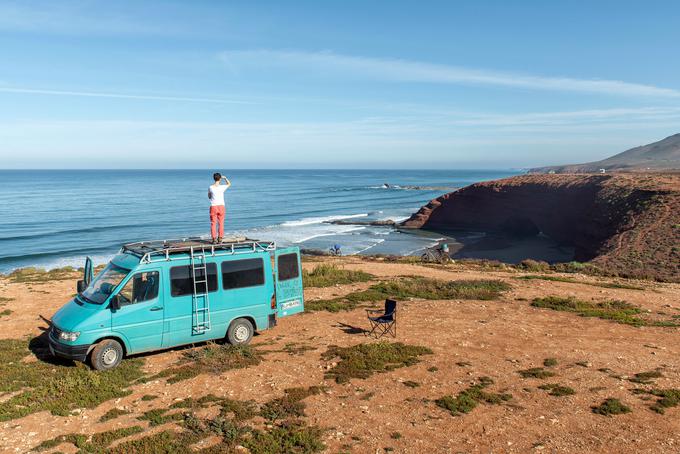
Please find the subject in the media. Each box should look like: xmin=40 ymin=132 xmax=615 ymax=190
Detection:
xmin=530 ymin=133 xmax=680 ymax=173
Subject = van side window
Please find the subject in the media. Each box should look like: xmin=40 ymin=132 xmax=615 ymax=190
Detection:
xmin=277 ymin=253 xmax=299 ymax=281
xmin=170 ymin=264 xmax=218 ymax=297
xmin=222 ymin=258 xmax=265 ymax=290
xmin=118 ymin=271 xmax=159 ymax=305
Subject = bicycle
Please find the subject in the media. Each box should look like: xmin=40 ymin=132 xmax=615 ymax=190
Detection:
xmin=421 ymin=245 xmax=451 ymax=263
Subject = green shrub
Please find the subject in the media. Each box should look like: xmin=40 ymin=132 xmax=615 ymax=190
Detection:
xmin=308 ymin=277 xmax=511 ymax=312
xmin=0 ymin=338 xmax=144 ymax=421
xmin=531 ymin=296 xmax=649 ymax=326
xmin=322 ymin=342 xmax=432 ymax=383
xmin=592 ymin=398 xmax=631 ymax=416
xmin=302 ymin=264 xmax=374 ymax=287
xmin=538 ymin=383 xmax=575 ymax=397
xmin=435 ymin=377 xmax=512 ymax=416
xmin=148 ymin=343 xmax=262 ymax=384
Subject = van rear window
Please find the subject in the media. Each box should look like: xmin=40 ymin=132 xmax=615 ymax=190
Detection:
xmin=170 ymin=263 xmax=218 ymax=297
xmin=222 ymin=258 xmax=265 ymax=290
xmin=277 ymin=253 xmax=299 ymax=281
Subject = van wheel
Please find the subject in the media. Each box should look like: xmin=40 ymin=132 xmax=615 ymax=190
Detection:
xmin=227 ymin=318 xmax=254 ymax=345
xmin=90 ymin=339 xmax=123 ymax=371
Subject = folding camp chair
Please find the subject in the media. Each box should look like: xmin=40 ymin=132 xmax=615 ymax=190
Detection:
xmin=366 ymin=299 xmax=397 ymax=338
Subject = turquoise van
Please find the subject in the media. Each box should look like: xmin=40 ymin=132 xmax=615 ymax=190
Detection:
xmin=48 ymin=238 xmax=304 ymax=370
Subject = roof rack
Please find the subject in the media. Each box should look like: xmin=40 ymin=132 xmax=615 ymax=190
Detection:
xmin=121 ymin=236 xmax=276 ymax=264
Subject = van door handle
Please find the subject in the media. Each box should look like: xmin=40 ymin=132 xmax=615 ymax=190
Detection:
xmin=150 ymin=306 xmax=163 ymax=311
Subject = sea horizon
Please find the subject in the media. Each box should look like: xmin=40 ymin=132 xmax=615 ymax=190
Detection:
xmin=0 ymin=168 xmax=520 ymax=272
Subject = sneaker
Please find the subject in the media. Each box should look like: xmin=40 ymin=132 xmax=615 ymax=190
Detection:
xmin=217 ymin=237 xmax=223 ymax=243
xmin=211 ymin=238 xmax=217 ymax=244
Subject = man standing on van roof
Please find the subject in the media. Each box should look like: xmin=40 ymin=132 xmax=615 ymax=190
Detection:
xmin=208 ymin=172 xmax=231 ymax=244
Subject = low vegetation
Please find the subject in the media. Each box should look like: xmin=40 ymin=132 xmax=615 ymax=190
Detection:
xmin=517 ymin=274 xmax=644 ymax=290
xmin=592 ymin=398 xmax=631 ymax=416
xmin=260 ymin=386 xmax=326 ymax=422
xmin=6 ymin=266 xmax=78 ymax=284
xmin=308 ymin=277 xmax=511 ymax=312
xmin=628 ymin=369 xmax=663 ymax=384
xmin=139 ymin=408 xmax=186 ymax=426
xmin=280 ymin=342 xmax=316 ymax=356
xmin=99 ymin=407 xmax=131 ymax=423
xmin=543 ymin=358 xmax=558 ymax=367
xmin=147 ymin=342 xmax=262 ymax=384
xmin=435 ymin=377 xmax=512 ymax=416
xmin=518 ymin=367 xmax=556 ymax=379
xmin=322 ymin=342 xmax=432 ymax=383
xmin=633 ymin=388 xmax=680 ymax=414
xmin=302 ymin=264 xmax=374 ymax=287
xmin=0 ymin=338 xmax=144 ymax=421
xmin=35 ymin=426 xmax=144 ymax=452
xmin=531 ymin=296 xmax=679 ymax=327
xmin=538 ymin=383 xmax=575 ymax=397
xmin=97 ymin=388 xmax=324 ymax=454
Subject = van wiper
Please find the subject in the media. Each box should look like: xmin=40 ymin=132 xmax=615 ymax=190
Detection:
xmin=76 ymin=293 xmax=96 ymax=305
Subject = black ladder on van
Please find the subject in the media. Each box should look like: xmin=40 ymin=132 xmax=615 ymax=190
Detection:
xmin=190 ymin=246 xmax=211 ymax=334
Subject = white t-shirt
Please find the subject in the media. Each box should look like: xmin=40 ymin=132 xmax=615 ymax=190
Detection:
xmin=209 ymin=184 xmax=228 ymax=207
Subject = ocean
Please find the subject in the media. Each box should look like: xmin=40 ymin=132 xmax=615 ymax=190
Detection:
xmin=0 ymin=169 xmax=518 ymax=272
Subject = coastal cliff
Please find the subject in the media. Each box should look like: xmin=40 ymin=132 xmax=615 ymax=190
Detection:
xmin=402 ymin=174 xmax=680 ymax=282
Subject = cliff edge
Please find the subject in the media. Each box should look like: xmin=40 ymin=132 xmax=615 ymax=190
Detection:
xmin=402 ymin=173 xmax=680 ymax=282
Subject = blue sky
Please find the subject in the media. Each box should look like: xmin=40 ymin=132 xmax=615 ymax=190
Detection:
xmin=1 ymin=0 xmax=679 ymax=169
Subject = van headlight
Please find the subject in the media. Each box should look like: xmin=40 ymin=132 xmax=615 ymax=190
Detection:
xmin=59 ymin=331 xmax=80 ymax=342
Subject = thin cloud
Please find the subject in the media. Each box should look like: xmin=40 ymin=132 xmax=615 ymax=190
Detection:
xmin=0 ymin=1 xmax=173 ymax=36
xmin=0 ymin=87 xmax=252 ymax=104
xmin=219 ymin=50 xmax=680 ymax=98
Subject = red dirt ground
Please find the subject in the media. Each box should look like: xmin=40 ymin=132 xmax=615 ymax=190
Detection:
xmin=1 ymin=257 xmax=680 ymax=453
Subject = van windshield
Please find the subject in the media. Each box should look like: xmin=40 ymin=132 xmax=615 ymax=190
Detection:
xmin=80 ymin=263 xmax=129 ymax=304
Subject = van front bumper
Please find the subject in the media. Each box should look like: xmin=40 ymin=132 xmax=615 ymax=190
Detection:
xmin=48 ymin=328 xmax=90 ymax=362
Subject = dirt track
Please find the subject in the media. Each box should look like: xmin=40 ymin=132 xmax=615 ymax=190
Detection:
xmin=1 ymin=257 xmax=680 ymax=453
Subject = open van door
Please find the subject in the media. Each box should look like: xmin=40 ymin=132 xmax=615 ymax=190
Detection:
xmin=274 ymin=248 xmax=304 ymax=316
xmin=84 ymin=256 xmax=94 ymax=286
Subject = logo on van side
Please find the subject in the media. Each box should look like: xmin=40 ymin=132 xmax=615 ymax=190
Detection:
xmin=281 ymin=300 xmax=301 ymax=310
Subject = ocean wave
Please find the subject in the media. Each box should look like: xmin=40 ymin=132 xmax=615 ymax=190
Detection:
xmin=0 ymin=222 xmax=161 ymax=243
xmin=280 ymin=213 xmax=368 ymax=227
xmin=354 ymin=238 xmax=386 ymax=254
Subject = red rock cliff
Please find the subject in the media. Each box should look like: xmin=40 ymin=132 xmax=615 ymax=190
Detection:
xmin=402 ymin=173 xmax=680 ymax=282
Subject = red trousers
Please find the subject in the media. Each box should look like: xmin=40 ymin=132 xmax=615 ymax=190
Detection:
xmin=210 ymin=205 xmax=225 ymax=238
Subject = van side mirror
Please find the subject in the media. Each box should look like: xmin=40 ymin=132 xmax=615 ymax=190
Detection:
xmin=77 ymin=280 xmax=86 ymax=293
xmin=110 ymin=295 xmax=121 ymax=311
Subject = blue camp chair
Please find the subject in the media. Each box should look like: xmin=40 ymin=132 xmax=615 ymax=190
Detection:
xmin=366 ymin=299 xmax=397 ymax=338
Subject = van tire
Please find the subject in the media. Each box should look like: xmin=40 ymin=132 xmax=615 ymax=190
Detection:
xmin=90 ymin=339 xmax=124 ymax=371
xmin=227 ymin=318 xmax=254 ymax=345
